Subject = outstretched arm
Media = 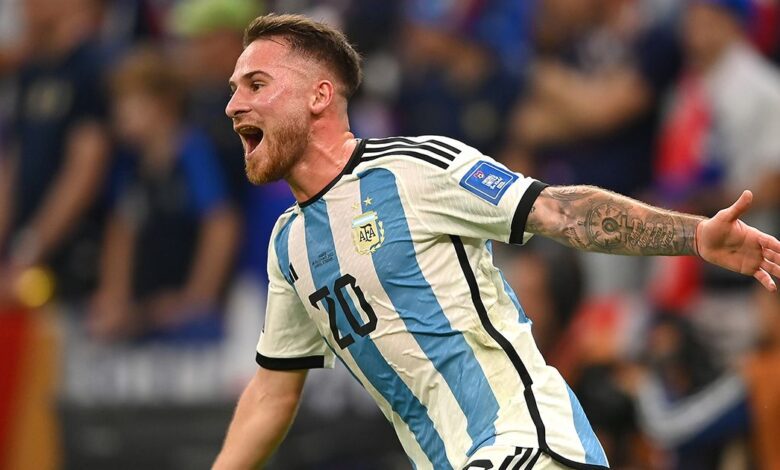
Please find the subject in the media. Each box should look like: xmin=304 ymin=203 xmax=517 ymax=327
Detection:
xmin=526 ymin=185 xmax=780 ymax=291
xmin=213 ymin=368 xmax=307 ymax=469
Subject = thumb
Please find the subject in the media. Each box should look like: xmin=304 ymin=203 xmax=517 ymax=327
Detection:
xmin=720 ymin=190 xmax=753 ymax=222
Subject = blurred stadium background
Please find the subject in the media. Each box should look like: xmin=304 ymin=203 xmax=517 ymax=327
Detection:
xmin=1 ymin=0 xmax=779 ymax=468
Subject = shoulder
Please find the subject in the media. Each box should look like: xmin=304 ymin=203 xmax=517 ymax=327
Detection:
xmin=271 ymin=206 xmax=298 ymax=235
xmin=266 ymin=206 xmax=299 ymax=254
xmin=356 ymin=135 xmax=482 ymax=173
xmin=275 ymin=205 xmax=298 ymax=227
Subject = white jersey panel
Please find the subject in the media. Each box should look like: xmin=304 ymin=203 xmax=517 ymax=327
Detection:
xmin=363 ymin=135 xmax=543 ymax=245
xmin=254 ymin=136 xmax=608 ymax=470
xmin=376 ymin=161 xmax=542 ymax=455
xmin=321 ymin=181 xmax=474 ymax=464
xmin=255 ymin=212 xmax=335 ymax=369
xmin=334 ymin=340 xmax=434 ymax=470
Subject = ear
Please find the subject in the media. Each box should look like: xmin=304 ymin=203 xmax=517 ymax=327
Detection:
xmin=310 ymin=80 xmax=335 ymax=115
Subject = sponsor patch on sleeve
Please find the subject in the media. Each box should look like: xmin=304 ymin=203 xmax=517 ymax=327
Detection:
xmin=459 ymin=160 xmax=517 ymax=205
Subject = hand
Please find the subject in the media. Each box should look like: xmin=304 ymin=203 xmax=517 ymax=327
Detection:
xmin=144 ymin=290 xmax=211 ymax=329
xmin=697 ymin=190 xmax=780 ymax=291
xmin=145 ymin=291 xmax=188 ymax=328
xmin=87 ymin=291 xmax=136 ymax=340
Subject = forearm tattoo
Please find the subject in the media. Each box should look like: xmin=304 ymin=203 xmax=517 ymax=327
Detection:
xmin=528 ymin=186 xmax=703 ymax=256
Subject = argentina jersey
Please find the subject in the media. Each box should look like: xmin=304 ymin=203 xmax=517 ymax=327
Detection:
xmin=256 ymin=136 xmax=609 ymax=470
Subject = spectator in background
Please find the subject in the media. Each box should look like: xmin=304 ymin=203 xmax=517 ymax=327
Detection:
xmin=88 ymin=49 xmax=239 ymax=342
xmin=633 ymin=5 xmax=780 ymax=468
xmin=747 ymin=0 xmax=780 ymax=64
xmin=513 ymin=0 xmax=682 ymax=196
xmin=743 ymin=286 xmax=780 ymax=468
xmin=170 ymin=0 xmax=295 ymax=283
xmin=633 ymin=289 xmax=780 ymax=470
xmin=0 ymin=0 xmax=26 ymax=75
xmin=655 ymin=0 xmax=780 ymax=219
xmin=395 ymin=0 xmax=522 ymax=157
xmin=650 ymin=0 xmax=780 ymax=323
xmin=635 ymin=314 xmax=739 ymax=470
xmin=171 ymin=0 xmax=261 ymax=205
xmin=0 ymin=0 xmax=111 ymax=305
xmin=342 ymin=0 xmax=403 ymax=140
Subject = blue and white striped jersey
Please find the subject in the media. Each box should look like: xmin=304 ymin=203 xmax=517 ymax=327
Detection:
xmin=256 ymin=136 xmax=609 ymax=470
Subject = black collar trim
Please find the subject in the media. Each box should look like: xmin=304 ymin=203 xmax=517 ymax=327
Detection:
xmin=298 ymin=139 xmax=365 ymax=208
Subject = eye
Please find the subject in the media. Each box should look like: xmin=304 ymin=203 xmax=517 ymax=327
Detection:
xmin=250 ymin=81 xmax=263 ymax=92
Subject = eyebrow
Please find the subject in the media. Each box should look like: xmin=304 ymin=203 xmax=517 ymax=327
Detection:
xmin=228 ymin=69 xmax=273 ymax=89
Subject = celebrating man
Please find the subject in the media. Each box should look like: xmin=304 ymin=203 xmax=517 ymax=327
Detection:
xmin=215 ymin=14 xmax=780 ymax=470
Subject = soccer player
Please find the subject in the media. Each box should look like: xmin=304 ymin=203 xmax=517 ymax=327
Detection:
xmin=214 ymin=14 xmax=780 ymax=470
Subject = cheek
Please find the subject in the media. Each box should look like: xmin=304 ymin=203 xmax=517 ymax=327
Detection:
xmin=113 ymin=97 xmax=154 ymax=140
xmin=260 ymin=83 xmax=309 ymax=117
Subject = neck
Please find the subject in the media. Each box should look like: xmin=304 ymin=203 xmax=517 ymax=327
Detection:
xmin=286 ymin=128 xmax=357 ymax=203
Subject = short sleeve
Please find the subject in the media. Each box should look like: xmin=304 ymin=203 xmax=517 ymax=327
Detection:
xmin=256 ymin=218 xmax=335 ymax=370
xmin=406 ymin=137 xmax=547 ymax=244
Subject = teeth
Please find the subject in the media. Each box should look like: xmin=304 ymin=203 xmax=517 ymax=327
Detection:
xmin=238 ymin=126 xmax=262 ymax=135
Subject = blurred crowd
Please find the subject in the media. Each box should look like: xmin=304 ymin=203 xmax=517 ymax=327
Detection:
xmin=1 ymin=0 xmax=780 ymax=469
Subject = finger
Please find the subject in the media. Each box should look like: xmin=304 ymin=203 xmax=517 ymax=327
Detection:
xmin=765 ymin=248 xmax=780 ymax=264
xmin=721 ymin=190 xmax=753 ymax=221
xmin=754 ymin=268 xmax=777 ymax=292
xmin=761 ymin=234 xmax=780 ymax=253
xmin=760 ymin=259 xmax=780 ymax=278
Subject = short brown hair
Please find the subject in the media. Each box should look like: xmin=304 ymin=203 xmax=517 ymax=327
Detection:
xmin=244 ymin=13 xmax=362 ymax=97
xmin=110 ymin=47 xmax=187 ymax=114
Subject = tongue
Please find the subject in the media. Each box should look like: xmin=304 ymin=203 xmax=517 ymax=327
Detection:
xmin=247 ymin=134 xmax=261 ymax=152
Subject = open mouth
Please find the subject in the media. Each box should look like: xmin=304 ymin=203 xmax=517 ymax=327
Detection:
xmin=237 ymin=125 xmax=264 ymax=155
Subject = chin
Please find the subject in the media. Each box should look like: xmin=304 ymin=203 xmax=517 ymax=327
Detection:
xmin=245 ymin=151 xmax=286 ymax=185
xmin=247 ymin=171 xmax=282 ymax=185
xmin=243 ymin=125 xmax=306 ymax=184
xmin=245 ymin=161 xmax=274 ymax=185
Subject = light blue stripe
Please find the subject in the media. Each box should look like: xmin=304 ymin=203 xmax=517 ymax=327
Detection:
xmin=302 ymin=199 xmax=451 ymax=469
xmin=499 ymin=273 xmax=530 ymax=324
xmin=360 ymin=169 xmax=499 ymax=456
xmin=486 ymin=241 xmax=529 ymax=323
xmin=324 ymin=339 xmax=421 ymax=470
xmin=274 ymin=213 xmax=297 ymax=288
xmin=566 ymin=384 xmax=608 ymax=466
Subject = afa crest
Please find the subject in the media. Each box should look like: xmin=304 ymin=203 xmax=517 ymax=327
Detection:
xmin=352 ymin=210 xmax=385 ymax=255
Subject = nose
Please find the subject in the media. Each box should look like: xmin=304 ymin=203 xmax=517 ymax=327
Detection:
xmin=225 ymin=89 xmax=249 ymax=119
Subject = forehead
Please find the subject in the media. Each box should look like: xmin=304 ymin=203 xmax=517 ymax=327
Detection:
xmin=231 ymin=38 xmax=310 ymax=82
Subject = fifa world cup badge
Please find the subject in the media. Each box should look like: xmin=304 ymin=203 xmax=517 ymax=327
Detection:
xmin=352 ymin=210 xmax=385 ymax=255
